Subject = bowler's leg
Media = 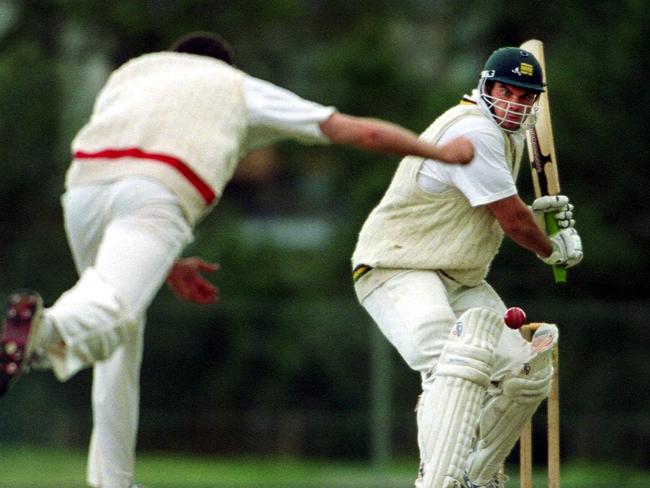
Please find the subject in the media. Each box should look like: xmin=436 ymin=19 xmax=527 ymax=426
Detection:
xmin=82 ymin=206 xmax=192 ymax=488
xmin=87 ymin=314 xmax=145 ymax=488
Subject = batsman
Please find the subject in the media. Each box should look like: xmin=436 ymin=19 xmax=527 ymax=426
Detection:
xmin=352 ymin=46 xmax=583 ymax=487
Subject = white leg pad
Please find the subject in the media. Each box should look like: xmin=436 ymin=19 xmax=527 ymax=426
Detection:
xmin=465 ymin=324 xmax=558 ymax=485
xmin=416 ymin=307 xmax=503 ymax=488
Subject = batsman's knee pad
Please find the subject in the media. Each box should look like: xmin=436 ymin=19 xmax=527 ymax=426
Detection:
xmin=416 ymin=307 xmax=502 ymax=488
xmin=465 ymin=323 xmax=558 ymax=485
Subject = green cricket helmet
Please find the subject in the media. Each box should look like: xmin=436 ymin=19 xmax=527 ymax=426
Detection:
xmin=480 ymin=47 xmax=545 ymax=92
xmin=477 ymin=47 xmax=545 ymax=133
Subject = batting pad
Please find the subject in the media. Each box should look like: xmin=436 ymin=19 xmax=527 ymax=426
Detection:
xmin=465 ymin=323 xmax=558 ymax=485
xmin=416 ymin=307 xmax=502 ymax=488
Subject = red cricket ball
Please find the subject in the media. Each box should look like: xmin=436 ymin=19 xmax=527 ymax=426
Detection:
xmin=504 ymin=307 xmax=526 ymax=329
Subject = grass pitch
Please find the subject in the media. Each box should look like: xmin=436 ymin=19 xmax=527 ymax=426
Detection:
xmin=1 ymin=444 xmax=649 ymax=487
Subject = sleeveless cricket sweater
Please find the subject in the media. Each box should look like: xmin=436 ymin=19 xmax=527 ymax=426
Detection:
xmin=66 ymin=52 xmax=248 ymax=225
xmin=352 ymin=102 xmax=523 ymax=297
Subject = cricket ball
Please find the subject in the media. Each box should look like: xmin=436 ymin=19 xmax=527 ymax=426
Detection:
xmin=504 ymin=307 xmax=526 ymax=329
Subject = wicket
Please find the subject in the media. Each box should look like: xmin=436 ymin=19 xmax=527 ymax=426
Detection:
xmin=518 ymin=323 xmax=560 ymax=488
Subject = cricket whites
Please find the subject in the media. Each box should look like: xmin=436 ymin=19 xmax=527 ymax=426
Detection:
xmin=520 ymin=39 xmax=567 ymax=283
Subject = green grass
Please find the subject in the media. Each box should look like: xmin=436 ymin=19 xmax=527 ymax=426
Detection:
xmin=1 ymin=444 xmax=649 ymax=487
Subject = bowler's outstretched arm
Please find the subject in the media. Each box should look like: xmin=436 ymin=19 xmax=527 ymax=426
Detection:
xmin=319 ymin=113 xmax=474 ymax=164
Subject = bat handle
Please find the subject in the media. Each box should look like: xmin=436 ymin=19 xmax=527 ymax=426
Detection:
xmin=545 ymin=213 xmax=567 ymax=283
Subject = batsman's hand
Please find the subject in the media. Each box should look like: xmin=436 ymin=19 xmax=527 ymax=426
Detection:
xmin=435 ymin=136 xmax=475 ymax=165
xmin=166 ymin=257 xmax=219 ymax=304
xmin=539 ymin=228 xmax=583 ymax=268
xmin=532 ymin=195 xmax=576 ymax=229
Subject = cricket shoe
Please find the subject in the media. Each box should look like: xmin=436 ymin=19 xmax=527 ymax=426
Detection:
xmin=0 ymin=290 xmax=44 ymax=396
xmin=463 ymin=471 xmax=508 ymax=488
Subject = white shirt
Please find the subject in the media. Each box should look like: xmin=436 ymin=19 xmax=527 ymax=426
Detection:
xmin=417 ymin=99 xmax=518 ymax=207
xmin=242 ymin=75 xmax=337 ymax=152
xmin=67 ymin=53 xmax=340 ymax=224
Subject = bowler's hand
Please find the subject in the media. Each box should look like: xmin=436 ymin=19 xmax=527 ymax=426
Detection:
xmin=166 ymin=257 xmax=219 ymax=304
xmin=436 ymin=136 xmax=474 ymax=165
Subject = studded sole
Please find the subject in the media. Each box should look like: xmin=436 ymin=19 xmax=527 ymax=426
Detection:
xmin=0 ymin=290 xmax=43 ymax=396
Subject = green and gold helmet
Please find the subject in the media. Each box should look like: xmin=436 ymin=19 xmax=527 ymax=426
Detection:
xmin=477 ymin=47 xmax=545 ymax=133
xmin=480 ymin=47 xmax=545 ymax=92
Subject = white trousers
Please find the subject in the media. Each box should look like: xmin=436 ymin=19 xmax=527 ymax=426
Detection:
xmin=359 ymin=270 xmax=531 ymax=382
xmin=46 ymin=177 xmax=193 ymax=488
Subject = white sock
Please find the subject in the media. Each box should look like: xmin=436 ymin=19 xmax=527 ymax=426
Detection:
xmin=33 ymin=314 xmax=62 ymax=350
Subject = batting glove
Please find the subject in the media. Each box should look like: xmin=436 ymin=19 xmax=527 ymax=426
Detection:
xmin=532 ymin=195 xmax=576 ymax=229
xmin=539 ymin=228 xmax=583 ymax=268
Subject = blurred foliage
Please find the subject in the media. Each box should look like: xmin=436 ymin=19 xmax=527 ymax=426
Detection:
xmin=1 ymin=0 xmax=649 ymax=467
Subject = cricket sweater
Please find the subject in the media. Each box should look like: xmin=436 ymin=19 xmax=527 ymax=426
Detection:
xmin=66 ymin=52 xmax=248 ymax=225
xmin=352 ymin=102 xmax=523 ymax=298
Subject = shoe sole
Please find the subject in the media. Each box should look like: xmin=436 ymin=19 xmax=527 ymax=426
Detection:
xmin=0 ymin=290 xmax=43 ymax=396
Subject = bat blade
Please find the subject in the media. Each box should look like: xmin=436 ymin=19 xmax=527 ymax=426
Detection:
xmin=521 ymin=39 xmax=567 ymax=283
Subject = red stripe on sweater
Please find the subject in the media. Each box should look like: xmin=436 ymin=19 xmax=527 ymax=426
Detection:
xmin=73 ymin=148 xmax=216 ymax=205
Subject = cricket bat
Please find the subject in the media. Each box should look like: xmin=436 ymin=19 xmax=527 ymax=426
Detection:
xmin=520 ymin=39 xmax=567 ymax=283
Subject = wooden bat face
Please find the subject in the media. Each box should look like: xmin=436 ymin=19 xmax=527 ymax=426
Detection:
xmin=521 ymin=39 xmax=561 ymax=198
xmin=521 ymin=39 xmax=567 ymax=282
xmin=527 ymin=126 xmax=554 ymax=197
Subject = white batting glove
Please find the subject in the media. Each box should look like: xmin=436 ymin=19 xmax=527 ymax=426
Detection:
xmin=532 ymin=195 xmax=576 ymax=229
xmin=539 ymin=228 xmax=583 ymax=268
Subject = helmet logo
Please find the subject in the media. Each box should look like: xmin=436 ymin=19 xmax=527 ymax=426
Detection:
xmin=512 ymin=62 xmax=534 ymax=77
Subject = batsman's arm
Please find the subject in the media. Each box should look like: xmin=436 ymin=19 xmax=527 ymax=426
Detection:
xmin=488 ymin=195 xmax=554 ymax=258
xmin=319 ymin=113 xmax=474 ymax=164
